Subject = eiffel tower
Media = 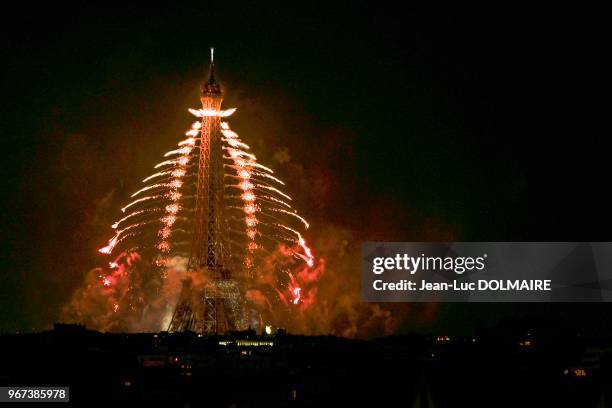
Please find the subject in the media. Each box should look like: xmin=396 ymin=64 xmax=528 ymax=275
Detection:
xmin=168 ymin=49 xmax=245 ymax=334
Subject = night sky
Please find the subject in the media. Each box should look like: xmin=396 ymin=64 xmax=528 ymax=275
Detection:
xmin=1 ymin=3 xmax=609 ymax=334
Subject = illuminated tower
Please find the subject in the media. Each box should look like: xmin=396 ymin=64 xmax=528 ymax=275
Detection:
xmin=168 ymin=49 xmax=245 ymax=334
xmin=97 ymin=47 xmax=316 ymax=334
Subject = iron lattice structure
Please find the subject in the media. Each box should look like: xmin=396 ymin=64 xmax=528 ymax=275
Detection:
xmin=167 ymin=57 xmax=245 ymax=334
xmin=98 ymin=48 xmax=315 ymax=333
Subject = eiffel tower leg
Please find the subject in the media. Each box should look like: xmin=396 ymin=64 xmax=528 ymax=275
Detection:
xmin=204 ymin=296 xmax=216 ymax=334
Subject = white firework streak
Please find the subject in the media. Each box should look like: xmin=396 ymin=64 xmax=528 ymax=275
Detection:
xmin=101 ymin=106 xmax=316 ymax=274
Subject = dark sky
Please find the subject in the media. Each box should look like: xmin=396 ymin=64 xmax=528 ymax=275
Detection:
xmin=1 ymin=3 xmax=609 ymax=334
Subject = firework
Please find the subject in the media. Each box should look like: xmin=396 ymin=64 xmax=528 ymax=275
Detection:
xmin=96 ymin=54 xmax=317 ymax=331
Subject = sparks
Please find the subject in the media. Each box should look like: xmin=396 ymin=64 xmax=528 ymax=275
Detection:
xmin=241 ymin=192 xmax=256 ymax=202
xmin=164 ymin=146 xmax=193 ymax=157
xmin=99 ymin=74 xmax=318 ymax=327
xmin=165 ymin=203 xmax=180 ymax=214
xmin=99 ymin=234 xmax=119 ymax=254
xmin=292 ymin=287 xmax=302 ymax=305
xmin=188 ymin=107 xmax=237 ymax=117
